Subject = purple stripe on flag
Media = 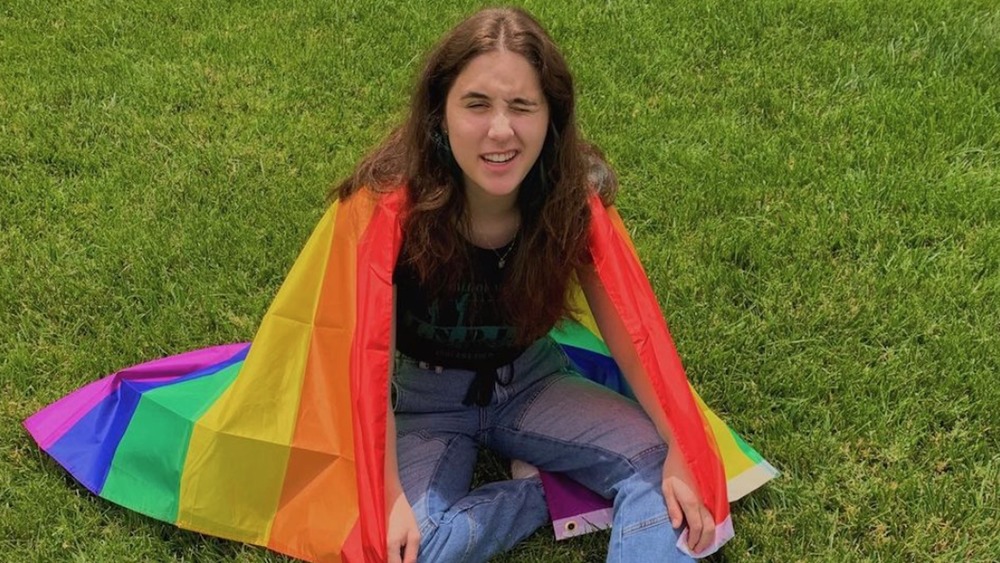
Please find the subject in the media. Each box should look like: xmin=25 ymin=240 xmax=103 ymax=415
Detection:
xmin=24 ymin=376 xmax=119 ymax=451
xmin=539 ymin=471 xmax=613 ymax=540
xmin=24 ymin=343 xmax=249 ymax=450
xmin=128 ymin=344 xmax=249 ymax=393
xmin=39 ymin=344 xmax=251 ymax=495
xmin=45 ymin=380 xmax=146 ymax=494
xmin=539 ymin=470 xmax=611 ymax=520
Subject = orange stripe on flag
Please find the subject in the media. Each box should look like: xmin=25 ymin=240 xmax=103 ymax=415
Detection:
xmin=269 ymin=195 xmax=378 ymax=561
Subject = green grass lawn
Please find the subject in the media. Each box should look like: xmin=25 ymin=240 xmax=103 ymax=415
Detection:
xmin=2 ymin=0 xmax=998 ymax=561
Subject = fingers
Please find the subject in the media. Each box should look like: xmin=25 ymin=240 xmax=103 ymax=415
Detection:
xmin=695 ymin=505 xmax=716 ymax=554
xmin=388 ymin=528 xmax=420 ymax=563
xmin=403 ymin=530 xmax=420 ymax=563
xmin=388 ymin=537 xmax=402 ymax=563
xmin=388 ymin=532 xmax=420 ymax=563
xmin=662 ymin=482 xmax=683 ymax=529
xmin=681 ymin=496 xmax=703 ymax=551
xmin=663 ymin=474 xmax=716 ymax=554
xmin=672 ymin=483 xmax=710 ymax=553
xmin=682 ymin=503 xmax=717 ymax=554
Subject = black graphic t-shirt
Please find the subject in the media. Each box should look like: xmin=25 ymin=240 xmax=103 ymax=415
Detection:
xmin=393 ymin=239 xmax=525 ymax=367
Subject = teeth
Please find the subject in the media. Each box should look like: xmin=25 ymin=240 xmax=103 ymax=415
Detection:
xmin=483 ymin=151 xmax=516 ymax=163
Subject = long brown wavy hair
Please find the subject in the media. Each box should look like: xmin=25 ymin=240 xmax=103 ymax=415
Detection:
xmin=335 ymin=7 xmax=618 ymax=345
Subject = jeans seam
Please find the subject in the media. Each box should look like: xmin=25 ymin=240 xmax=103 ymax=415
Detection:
xmin=436 ymin=480 xmax=538 ymax=560
xmin=547 ymin=337 xmax=573 ymax=367
xmin=492 ymin=426 xmax=635 ymax=480
xmin=464 ymin=510 xmax=477 ymax=560
xmin=415 ymin=433 xmax=466 ymax=535
xmin=630 ymin=443 xmax=669 ymax=466
xmin=509 ymin=371 xmax=575 ymax=429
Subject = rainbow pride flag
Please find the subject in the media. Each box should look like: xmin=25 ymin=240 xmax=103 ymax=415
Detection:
xmin=551 ymin=318 xmax=778 ymax=504
xmin=24 ymin=189 xmax=775 ymax=561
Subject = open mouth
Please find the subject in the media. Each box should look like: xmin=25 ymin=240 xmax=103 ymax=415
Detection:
xmin=481 ymin=150 xmax=518 ymax=164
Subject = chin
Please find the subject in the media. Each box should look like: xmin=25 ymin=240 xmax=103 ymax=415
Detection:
xmin=480 ymin=183 xmax=522 ymax=197
xmin=466 ymin=175 xmax=527 ymax=199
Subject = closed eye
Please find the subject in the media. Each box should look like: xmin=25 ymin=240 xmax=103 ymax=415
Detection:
xmin=461 ymin=92 xmax=491 ymax=108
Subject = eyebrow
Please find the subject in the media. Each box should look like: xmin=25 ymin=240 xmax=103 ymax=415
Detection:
xmin=460 ymin=91 xmax=540 ymax=106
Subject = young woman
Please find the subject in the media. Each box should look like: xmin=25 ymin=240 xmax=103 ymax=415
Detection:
xmin=336 ymin=7 xmax=715 ymax=563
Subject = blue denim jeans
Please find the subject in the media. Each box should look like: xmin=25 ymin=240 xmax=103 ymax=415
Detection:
xmin=392 ymin=337 xmax=695 ymax=563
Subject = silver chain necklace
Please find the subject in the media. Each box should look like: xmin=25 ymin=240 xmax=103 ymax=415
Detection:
xmin=492 ymin=232 xmax=518 ymax=269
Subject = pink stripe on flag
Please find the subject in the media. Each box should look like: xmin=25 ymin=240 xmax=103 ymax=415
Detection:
xmin=24 ymin=343 xmax=248 ymax=450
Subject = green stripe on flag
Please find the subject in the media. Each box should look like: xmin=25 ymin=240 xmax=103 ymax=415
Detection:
xmin=550 ymin=320 xmax=610 ymax=356
xmin=729 ymin=426 xmax=765 ymax=464
xmin=100 ymin=362 xmax=243 ymax=522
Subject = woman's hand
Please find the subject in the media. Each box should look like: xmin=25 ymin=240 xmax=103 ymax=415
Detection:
xmin=662 ymin=447 xmax=716 ymax=554
xmin=387 ymin=491 xmax=420 ymax=563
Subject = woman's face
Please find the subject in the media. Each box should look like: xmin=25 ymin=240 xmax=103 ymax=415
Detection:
xmin=443 ymin=50 xmax=550 ymax=205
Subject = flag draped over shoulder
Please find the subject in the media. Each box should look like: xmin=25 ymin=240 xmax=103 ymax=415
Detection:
xmin=24 ymin=189 xmax=775 ymax=562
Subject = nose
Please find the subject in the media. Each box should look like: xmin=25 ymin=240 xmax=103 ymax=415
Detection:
xmin=487 ymin=111 xmax=513 ymax=141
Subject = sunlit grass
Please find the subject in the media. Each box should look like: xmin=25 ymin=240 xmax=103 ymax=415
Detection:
xmin=2 ymin=0 xmax=998 ymax=561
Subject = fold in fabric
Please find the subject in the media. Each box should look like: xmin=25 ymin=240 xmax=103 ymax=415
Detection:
xmin=24 ymin=189 xmax=775 ymax=562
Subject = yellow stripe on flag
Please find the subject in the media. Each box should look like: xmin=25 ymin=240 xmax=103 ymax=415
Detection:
xmin=691 ymin=389 xmax=757 ymax=481
xmin=178 ymin=204 xmax=340 ymax=543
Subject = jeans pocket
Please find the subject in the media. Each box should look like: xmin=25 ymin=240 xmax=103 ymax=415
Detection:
xmin=620 ymin=512 xmax=672 ymax=538
xmin=392 ymin=354 xmax=418 ymax=413
xmin=390 ymin=378 xmax=401 ymax=413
